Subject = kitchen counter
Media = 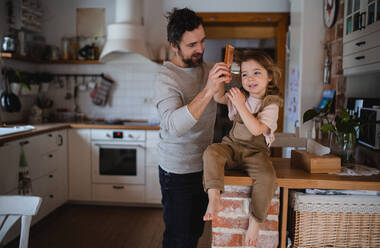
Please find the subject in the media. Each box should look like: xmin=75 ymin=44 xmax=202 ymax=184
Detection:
xmin=0 ymin=123 xmax=70 ymax=145
xmin=0 ymin=122 xmax=159 ymax=145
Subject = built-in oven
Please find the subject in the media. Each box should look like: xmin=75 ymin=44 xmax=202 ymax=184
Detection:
xmin=91 ymin=129 xmax=146 ymax=185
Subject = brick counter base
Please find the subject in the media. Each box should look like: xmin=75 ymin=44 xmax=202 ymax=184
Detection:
xmin=212 ymin=185 xmax=280 ymax=248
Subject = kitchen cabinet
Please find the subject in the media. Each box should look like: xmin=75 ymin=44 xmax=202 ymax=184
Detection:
xmin=145 ymin=130 xmax=161 ymax=204
xmin=31 ymin=130 xmax=68 ymax=223
xmin=343 ymin=0 xmax=380 ymax=75
xmin=68 ymin=129 xmax=92 ymax=201
xmin=0 ymin=141 xmax=19 ymax=194
xmin=0 ymin=130 xmax=68 ymax=246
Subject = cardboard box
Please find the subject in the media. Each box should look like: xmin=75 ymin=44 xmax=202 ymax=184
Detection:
xmin=290 ymin=150 xmax=341 ymax=173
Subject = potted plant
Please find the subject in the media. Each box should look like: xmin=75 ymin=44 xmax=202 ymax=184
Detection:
xmin=303 ymin=101 xmax=365 ymax=163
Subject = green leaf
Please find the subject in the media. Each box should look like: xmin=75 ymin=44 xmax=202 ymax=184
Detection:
xmin=20 ymin=82 xmax=31 ymax=90
xmin=321 ymin=123 xmax=336 ymax=133
xmin=303 ymin=109 xmax=319 ymax=123
xmin=341 ymin=108 xmax=350 ymax=121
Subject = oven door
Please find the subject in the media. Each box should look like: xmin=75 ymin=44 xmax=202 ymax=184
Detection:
xmin=91 ymin=141 xmax=145 ymax=184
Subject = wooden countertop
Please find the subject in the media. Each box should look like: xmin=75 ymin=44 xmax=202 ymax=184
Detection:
xmin=0 ymin=124 xmax=70 ymax=145
xmin=0 ymin=122 xmax=159 ymax=145
xmin=225 ymin=157 xmax=380 ymax=190
xmin=69 ymin=123 xmax=160 ymax=130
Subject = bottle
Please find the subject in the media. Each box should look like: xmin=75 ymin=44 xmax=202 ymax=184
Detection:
xmin=323 ymin=55 xmax=331 ymax=84
xmin=61 ymin=37 xmax=70 ymax=60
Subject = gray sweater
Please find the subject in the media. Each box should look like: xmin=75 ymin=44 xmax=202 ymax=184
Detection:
xmin=154 ymin=61 xmax=217 ymax=174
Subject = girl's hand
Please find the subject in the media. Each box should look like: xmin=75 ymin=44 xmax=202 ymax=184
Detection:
xmin=226 ymin=87 xmax=246 ymax=109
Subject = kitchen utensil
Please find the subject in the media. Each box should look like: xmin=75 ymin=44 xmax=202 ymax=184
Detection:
xmin=88 ymin=76 xmax=97 ymax=89
xmin=74 ymin=85 xmax=79 ymax=113
xmin=79 ymin=76 xmax=88 ymax=91
xmin=64 ymin=76 xmax=72 ymax=100
xmin=6 ymin=83 xmax=21 ymax=112
xmin=1 ymin=36 xmax=16 ymax=53
xmin=1 ymin=76 xmax=21 ymax=112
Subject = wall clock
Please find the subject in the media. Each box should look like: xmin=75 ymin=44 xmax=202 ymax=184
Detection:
xmin=324 ymin=0 xmax=338 ymax=28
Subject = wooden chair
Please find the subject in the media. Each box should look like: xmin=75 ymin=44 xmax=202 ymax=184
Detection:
xmin=0 ymin=196 xmax=42 ymax=248
xmin=270 ymin=127 xmax=307 ymax=157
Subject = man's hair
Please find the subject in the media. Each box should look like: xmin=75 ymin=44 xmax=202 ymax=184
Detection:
xmin=166 ymin=8 xmax=203 ymax=48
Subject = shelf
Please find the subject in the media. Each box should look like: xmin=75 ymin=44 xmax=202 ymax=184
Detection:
xmin=0 ymin=52 xmax=101 ymax=64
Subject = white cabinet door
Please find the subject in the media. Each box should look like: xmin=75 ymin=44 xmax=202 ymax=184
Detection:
xmin=145 ymin=130 xmax=161 ymax=204
xmin=0 ymin=141 xmax=19 ymax=194
xmin=145 ymin=166 xmax=161 ymax=204
xmin=68 ymin=129 xmax=92 ymax=201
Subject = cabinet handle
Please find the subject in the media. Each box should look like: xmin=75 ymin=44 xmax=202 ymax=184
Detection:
xmin=49 ymin=194 xmax=54 ymax=198
xmin=112 ymin=185 xmax=124 ymax=189
xmin=48 ymin=134 xmax=53 ymax=137
xmin=355 ymin=56 xmax=365 ymax=60
xmin=19 ymin=140 xmax=29 ymax=146
xmin=58 ymin=134 xmax=63 ymax=146
xmin=360 ymin=12 xmax=366 ymax=30
xmin=49 ymin=174 xmax=53 ymax=178
xmin=48 ymin=154 xmax=53 ymax=158
xmin=355 ymin=41 xmax=366 ymax=47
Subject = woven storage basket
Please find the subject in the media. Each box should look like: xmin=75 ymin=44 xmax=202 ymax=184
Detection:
xmin=290 ymin=191 xmax=380 ymax=248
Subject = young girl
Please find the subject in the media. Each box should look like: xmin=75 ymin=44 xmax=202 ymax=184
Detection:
xmin=203 ymin=50 xmax=283 ymax=246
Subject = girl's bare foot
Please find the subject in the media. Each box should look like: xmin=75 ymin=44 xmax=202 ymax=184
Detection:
xmin=245 ymin=215 xmax=260 ymax=246
xmin=203 ymin=189 xmax=221 ymax=221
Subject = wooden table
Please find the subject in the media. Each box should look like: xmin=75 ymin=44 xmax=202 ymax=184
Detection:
xmin=224 ymin=157 xmax=380 ymax=248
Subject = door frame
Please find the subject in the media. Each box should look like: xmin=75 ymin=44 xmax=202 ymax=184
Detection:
xmin=197 ymin=12 xmax=289 ymax=132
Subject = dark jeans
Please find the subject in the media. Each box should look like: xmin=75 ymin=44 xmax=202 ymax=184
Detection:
xmin=159 ymin=166 xmax=208 ymax=248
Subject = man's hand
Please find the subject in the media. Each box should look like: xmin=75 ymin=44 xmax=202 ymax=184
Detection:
xmin=226 ymin=87 xmax=246 ymax=110
xmin=205 ymin=62 xmax=231 ymax=96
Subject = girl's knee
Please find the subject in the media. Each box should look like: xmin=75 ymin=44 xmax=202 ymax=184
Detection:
xmin=203 ymin=144 xmax=223 ymax=159
xmin=257 ymin=165 xmax=276 ymax=185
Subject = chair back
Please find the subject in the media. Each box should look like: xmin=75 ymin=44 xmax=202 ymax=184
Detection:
xmin=0 ymin=196 xmax=42 ymax=248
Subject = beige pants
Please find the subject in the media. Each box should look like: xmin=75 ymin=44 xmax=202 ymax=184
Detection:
xmin=203 ymin=136 xmax=277 ymax=223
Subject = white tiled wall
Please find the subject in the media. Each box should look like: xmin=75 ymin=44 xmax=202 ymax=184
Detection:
xmin=0 ymin=60 xmax=161 ymax=123
xmin=38 ymin=62 xmax=161 ymax=121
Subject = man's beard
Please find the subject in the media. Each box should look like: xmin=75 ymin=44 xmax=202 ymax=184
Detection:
xmin=178 ymin=48 xmax=203 ymax=68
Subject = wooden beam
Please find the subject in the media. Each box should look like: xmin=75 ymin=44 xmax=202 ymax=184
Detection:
xmin=198 ymin=12 xmax=289 ymax=24
xmin=205 ymin=25 xmax=275 ymax=39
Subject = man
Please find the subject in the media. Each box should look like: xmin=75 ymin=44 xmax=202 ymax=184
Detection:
xmin=154 ymin=8 xmax=231 ymax=248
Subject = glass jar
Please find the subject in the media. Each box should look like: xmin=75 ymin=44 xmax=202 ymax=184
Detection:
xmin=61 ymin=37 xmax=70 ymax=60
xmin=330 ymin=132 xmax=355 ymax=164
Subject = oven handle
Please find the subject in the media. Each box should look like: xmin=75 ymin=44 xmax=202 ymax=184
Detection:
xmin=94 ymin=144 xmax=146 ymax=149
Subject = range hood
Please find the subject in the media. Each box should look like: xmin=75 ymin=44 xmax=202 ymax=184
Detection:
xmin=99 ymin=0 xmax=152 ymax=63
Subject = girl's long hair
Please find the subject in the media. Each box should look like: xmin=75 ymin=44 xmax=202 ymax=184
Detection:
xmin=237 ymin=50 xmax=282 ymax=97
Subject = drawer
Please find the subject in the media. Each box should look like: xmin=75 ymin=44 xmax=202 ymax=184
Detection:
xmin=30 ymin=149 xmax=61 ymax=180
xmin=343 ymin=30 xmax=380 ymax=56
xmin=343 ymin=46 xmax=380 ymax=69
xmin=92 ymin=184 xmax=145 ymax=203
xmin=32 ymin=171 xmax=59 ymax=197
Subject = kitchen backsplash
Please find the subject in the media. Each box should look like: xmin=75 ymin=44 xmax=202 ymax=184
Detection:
xmin=0 ymin=60 xmax=161 ymax=123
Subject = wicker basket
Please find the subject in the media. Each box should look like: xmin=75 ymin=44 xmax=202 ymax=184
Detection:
xmin=289 ymin=191 xmax=380 ymax=248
